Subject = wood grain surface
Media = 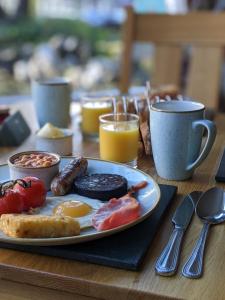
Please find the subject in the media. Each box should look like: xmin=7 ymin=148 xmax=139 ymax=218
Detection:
xmin=153 ymin=45 xmax=182 ymax=89
xmin=0 ymin=102 xmax=224 ymax=300
xmin=186 ymin=46 xmax=223 ymax=109
xmin=135 ymin=12 xmax=225 ymax=45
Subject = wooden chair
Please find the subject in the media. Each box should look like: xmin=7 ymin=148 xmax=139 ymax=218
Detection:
xmin=120 ymin=6 xmax=225 ymax=109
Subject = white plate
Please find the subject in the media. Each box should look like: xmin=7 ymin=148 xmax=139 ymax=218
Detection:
xmin=0 ymin=157 xmax=160 ymax=246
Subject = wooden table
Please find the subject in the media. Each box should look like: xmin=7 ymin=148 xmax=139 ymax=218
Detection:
xmin=0 ymin=102 xmax=224 ymax=300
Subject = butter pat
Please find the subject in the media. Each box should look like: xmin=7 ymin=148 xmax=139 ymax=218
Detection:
xmin=37 ymin=123 xmax=65 ymax=138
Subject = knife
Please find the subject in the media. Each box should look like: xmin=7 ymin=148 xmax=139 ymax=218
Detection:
xmin=155 ymin=191 xmax=202 ymax=276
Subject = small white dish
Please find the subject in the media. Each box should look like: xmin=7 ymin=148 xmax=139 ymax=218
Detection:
xmin=8 ymin=151 xmax=61 ymax=190
xmin=36 ymin=129 xmax=73 ymax=156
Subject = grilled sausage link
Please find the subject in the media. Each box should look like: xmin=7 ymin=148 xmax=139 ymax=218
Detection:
xmin=51 ymin=157 xmax=88 ymax=196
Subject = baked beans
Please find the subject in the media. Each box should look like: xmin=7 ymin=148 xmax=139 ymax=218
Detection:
xmin=13 ymin=153 xmax=58 ymax=168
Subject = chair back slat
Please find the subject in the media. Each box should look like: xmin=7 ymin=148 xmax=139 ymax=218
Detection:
xmin=186 ymin=46 xmax=223 ymax=109
xmin=153 ymin=45 xmax=182 ymax=88
xmin=134 ymin=12 xmax=225 ymax=45
xmin=120 ymin=6 xmax=135 ymax=93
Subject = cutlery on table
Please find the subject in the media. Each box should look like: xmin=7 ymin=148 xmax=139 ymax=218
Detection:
xmin=182 ymin=187 xmax=225 ymax=279
xmin=155 ymin=191 xmax=201 ymax=276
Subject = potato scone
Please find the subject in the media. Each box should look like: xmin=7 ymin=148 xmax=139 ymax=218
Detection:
xmin=0 ymin=214 xmax=80 ymax=238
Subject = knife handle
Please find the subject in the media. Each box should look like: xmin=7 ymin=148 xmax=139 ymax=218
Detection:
xmin=155 ymin=227 xmax=184 ymax=276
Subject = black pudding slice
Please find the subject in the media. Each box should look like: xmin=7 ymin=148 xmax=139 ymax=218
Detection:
xmin=74 ymin=174 xmax=128 ymax=201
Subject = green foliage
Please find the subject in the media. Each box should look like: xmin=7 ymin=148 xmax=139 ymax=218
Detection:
xmin=0 ymin=19 xmax=40 ymax=45
xmin=0 ymin=17 xmax=119 ymax=53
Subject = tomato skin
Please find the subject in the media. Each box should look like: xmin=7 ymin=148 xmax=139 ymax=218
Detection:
xmin=14 ymin=177 xmax=46 ymax=211
xmin=0 ymin=189 xmax=24 ymax=215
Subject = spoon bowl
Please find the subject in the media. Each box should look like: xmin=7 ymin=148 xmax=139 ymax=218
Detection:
xmin=182 ymin=187 xmax=225 ymax=279
xmin=196 ymin=187 xmax=225 ymax=224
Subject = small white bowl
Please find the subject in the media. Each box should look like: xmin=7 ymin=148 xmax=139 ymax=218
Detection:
xmin=35 ymin=129 xmax=73 ymax=156
xmin=8 ymin=151 xmax=61 ymax=190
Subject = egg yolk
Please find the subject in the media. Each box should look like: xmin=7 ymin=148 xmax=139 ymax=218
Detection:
xmin=53 ymin=201 xmax=92 ymax=218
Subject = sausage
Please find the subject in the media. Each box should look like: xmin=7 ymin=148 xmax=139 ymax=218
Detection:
xmin=51 ymin=157 xmax=88 ymax=196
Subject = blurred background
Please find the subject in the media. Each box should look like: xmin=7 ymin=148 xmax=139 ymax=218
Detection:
xmin=0 ymin=0 xmax=223 ymax=99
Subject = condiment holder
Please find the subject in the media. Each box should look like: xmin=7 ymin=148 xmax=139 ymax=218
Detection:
xmin=36 ymin=128 xmax=73 ymax=156
xmin=35 ymin=123 xmax=73 ymax=156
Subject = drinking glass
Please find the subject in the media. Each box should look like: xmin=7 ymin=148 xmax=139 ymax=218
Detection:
xmin=99 ymin=113 xmax=139 ymax=167
xmin=81 ymin=96 xmax=113 ymax=140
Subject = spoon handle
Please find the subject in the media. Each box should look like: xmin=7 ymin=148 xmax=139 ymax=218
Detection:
xmin=182 ymin=223 xmax=210 ymax=279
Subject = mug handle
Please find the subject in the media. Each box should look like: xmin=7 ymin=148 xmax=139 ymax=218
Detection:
xmin=186 ymin=120 xmax=217 ymax=172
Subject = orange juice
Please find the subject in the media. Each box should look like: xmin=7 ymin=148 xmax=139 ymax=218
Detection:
xmin=100 ymin=123 xmax=139 ymax=163
xmin=82 ymin=102 xmax=112 ymax=135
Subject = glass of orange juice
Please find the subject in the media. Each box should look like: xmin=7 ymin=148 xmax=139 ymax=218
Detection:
xmin=81 ymin=96 xmax=113 ymax=140
xmin=99 ymin=113 xmax=139 ymax=167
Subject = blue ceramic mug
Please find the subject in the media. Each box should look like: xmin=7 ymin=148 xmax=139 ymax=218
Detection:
xmin=150 ymin=101 xmax=216 ymax=180
xmin=32 ymin=78 xmax=71 ymax=128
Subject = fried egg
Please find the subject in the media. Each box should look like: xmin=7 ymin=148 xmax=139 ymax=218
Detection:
xmin=38 ymin=194 xmax=103 ymax=229
xmin=53 ymin=201 xmax=92 ymax=218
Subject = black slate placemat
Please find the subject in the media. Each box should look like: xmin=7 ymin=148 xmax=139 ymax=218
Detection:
xmin=215 ymin=149 xmax=225 ymax=182
xmin=0 ymin=184 xmax=177 ymax=270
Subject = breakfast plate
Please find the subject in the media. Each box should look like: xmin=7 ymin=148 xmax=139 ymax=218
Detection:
xmin=0 ymin=157 xmax=160 ymax=246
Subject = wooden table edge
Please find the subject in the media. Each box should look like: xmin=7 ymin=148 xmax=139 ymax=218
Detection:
xmin=0 ymin=262 xmax=181 ymax=300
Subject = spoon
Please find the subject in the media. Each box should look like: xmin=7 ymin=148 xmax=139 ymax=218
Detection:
xmin=182 ymin=187 xmax=225 ymax=279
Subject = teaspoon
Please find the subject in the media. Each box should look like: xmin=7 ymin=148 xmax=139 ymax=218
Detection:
xmin=182 ymin=187 xmax=225 ymax=279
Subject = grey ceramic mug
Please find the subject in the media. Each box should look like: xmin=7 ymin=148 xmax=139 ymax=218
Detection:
xmin=32 ymin=78 xmax=71 ymax=128
xmin=150 ymin=101 xmax=216 ymax=180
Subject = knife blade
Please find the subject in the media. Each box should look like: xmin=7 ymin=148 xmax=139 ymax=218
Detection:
xmin=155 ymin=191 xmax=202 ymax=276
